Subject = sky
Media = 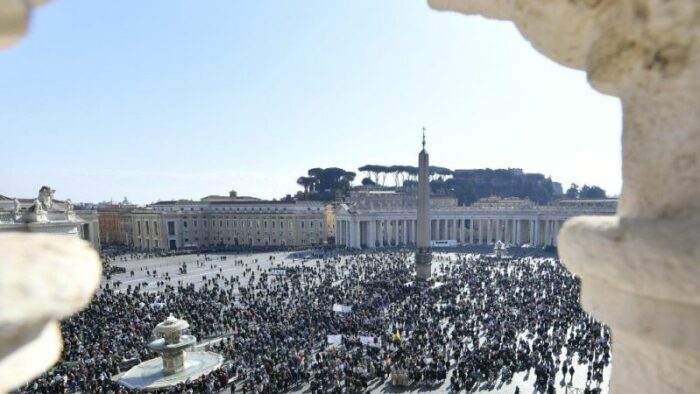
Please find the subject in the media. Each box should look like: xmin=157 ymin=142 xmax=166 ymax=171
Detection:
xmin=0 ymin=0 xmax=622 ymax=204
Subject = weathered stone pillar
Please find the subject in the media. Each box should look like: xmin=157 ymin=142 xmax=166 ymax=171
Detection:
xmin=430 ymin=1 xmax=700 ymax=392
xmin=393 ymin=220 xmax=398 ymax=245
xmin=379 ymin=220 xmax=385 ymax=247
xmin=469 ymin=219 xmax=474 ymax=244
xmin=486 ymin=219 xmax=491 ymax=244
xmin=337 ymin=221 xmax=342 ymax=246
xmin=478 ymin=219 xmax=483 ymax=244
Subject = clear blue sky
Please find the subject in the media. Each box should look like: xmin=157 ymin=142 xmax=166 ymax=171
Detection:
xmin=0 ymin=0 xmax=621 ymax=204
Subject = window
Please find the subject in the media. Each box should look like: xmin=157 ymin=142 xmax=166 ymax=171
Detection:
xmin=168 ymin=221 xmax=175 ymax=236
xmin=184 ymin=221 xmax=188 ymax=228
xmin=137 ymin=221 xmax=142 ymax=235
xmin=146 ymin=221 xmax=150 ymax=235
xmin=194 ymin=220 xmax=198 ymax=228
xmin=154 ymin=222 xmax=158 ymax=236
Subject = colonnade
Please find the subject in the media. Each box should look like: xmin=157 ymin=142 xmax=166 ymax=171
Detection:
xmin=336 ymin=216 xmax=567 ymax=249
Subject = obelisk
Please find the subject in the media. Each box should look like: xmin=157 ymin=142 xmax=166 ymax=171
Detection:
xmin=415 ymin=129 xmax=432 ymax=280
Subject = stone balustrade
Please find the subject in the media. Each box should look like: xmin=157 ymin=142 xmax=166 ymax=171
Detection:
xmin=428 ymin=0 xmax=700 ymax=392
xmin=0 ymin=234 xmax=101 ymax=393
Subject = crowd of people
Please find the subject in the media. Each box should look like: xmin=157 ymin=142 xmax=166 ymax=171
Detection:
xmin=18 ymin=248 xmax=611 ymax=394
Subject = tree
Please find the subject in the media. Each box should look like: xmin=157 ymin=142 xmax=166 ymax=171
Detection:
xmin=405 ymin=166 xmax=419 ymax=182
xmin=565 ymin=183 xmax=579 ymax=199
xmin=358 ymin=165 xmax=379 ymax=184
xmin=296 ymin=177 xmax=316 ymax=198
xmin=429 ymin=166 xmax=454 ymax=182
xmin=579 ymin=184 xmax=606 ymax=199
xmin=361 ymin=177 xmax=376 ymax=186
xmin=296 ymin=167 xmax=356 ymax=200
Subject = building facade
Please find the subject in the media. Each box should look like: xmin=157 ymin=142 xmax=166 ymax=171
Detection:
xmin=100 ymin=191 xmax=328 ymax=251
xmin=335 ymin=190 xmax=616 ymax=249
xmin=97 ymin=208 xmax=122 ymax=245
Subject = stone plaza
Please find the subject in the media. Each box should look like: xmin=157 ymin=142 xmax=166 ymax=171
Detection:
xmin=95 ymin=248 xmax=612 ymax=393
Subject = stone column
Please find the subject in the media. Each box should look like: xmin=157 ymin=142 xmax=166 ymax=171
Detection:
xmin=477 ymin=219 xmax=483 ymax=244
xmin=393 ymin=220 xmax=398 ymax=246
xmin=338 ymin=221 xmax=343 ymax=246
xmin=469 ymin=219 xmax=474 ymax=244
xmin=345 ymin=221 xmax=351 ymax=247
xmin=379 ymin=220 xmax=385 ymax=247
xmin=402 ymin=219 xmax=408 ymax=246
xmin=430 ymin=1 xmax=700 ymax=392
xmin=368 ymin=220 xmax=376 ymax=249
xmin=335 ymin=220 xmax=340 ymax=245
xmin=486 ymin=219 xmax=491 ymax=244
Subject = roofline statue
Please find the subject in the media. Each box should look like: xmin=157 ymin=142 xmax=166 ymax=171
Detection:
xmin=27 ymin=186 xmax=55 ymax=223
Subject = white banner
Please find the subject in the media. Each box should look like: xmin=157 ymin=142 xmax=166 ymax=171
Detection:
xmin=360 ymin=336 xmax=382 ymax=348
xmin=327 ymin=335 xmax=342 ymax=345
xmin=332 ymin=304 xmax=352 ymax=313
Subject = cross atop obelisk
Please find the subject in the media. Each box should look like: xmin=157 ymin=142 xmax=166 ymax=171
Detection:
xmin=422 ymin=127 xmax=426 ymax=150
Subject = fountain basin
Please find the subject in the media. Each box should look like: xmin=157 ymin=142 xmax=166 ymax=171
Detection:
xmin=117 ymin=351 xmax=223 ymax=390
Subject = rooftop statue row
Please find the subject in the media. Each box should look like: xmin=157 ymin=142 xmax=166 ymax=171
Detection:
xmin=4 ymin=186 xmax=75 ymax=224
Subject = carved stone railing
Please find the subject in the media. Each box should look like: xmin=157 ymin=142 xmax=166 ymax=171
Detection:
xmin=0 ymin=234 xmax=101 ymax=393
xmin=429 ymin=1 xmax=700 ymax=392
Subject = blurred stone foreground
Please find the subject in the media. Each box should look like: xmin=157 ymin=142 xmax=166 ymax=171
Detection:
xmin=1 ymin=0 xmax=699 ymax=393
xmin=0 ymin=234 xmax=101 ymax=393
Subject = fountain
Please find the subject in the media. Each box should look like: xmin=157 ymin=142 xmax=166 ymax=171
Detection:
xmin=148 ymin=315 xmax=196 ymax=374
xmin=116 ymin=315 xmax=223 ymax=391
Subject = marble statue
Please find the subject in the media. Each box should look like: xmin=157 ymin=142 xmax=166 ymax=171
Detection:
xmin=12 ymin=198 xmax=21 ymax=222
xmin=65 ymin=199 xmax=76 ymax=221
xmin=29 ymin=186 xmax=55 ymax=223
